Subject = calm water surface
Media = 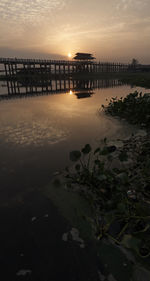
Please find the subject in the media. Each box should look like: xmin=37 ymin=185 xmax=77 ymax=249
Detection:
xmin=0 ymin=80 xmax=148 ymax=202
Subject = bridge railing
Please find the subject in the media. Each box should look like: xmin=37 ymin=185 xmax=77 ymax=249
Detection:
xmin=0 ymin=58 xmax=77 ymax=64
xmin=0 ymin=57 xmax=129 ymax=66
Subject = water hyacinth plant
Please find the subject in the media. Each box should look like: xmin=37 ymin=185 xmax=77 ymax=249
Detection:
xmin=66 ymin=141 xmax=150 ymax=259
xmin=102 ymin=91 xmax=150 ymax=129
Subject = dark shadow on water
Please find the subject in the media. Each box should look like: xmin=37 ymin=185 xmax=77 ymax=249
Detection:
xmin=75 ymin=91 xmax=94 ymax=99
xmin=0 ymin=77 xmax=124 ymax=101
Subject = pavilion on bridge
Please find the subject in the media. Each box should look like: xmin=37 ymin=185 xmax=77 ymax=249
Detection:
xmin=73 ymin=53 xmax=95 ymax=61
xmin=73 ymin=53 xmax=95 ymax=72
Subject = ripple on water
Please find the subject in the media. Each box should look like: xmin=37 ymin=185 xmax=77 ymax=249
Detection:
xmin=0 ymin=121 xmax=68 ymax=146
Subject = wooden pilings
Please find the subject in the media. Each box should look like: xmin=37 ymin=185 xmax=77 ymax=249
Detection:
xmin=2 ymin=78 xmax=123 ymax=97
xmin=0 ymin=58 xmax=130 ymax=80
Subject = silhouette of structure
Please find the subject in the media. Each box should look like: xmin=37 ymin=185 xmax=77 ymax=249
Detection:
xmin=1 ymin=57 xmax=149 ymax=81
xmin=73 ymin=53 xmax=95 ymax=72
xmin=73 ymin=53 xmax=95 ymax=61
xmin=0 ymin=77 xmax=123 ymax=99
xmin=0 ymin=57 xmax=130 ymax=79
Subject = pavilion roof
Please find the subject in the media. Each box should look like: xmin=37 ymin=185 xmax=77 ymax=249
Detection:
xmin=73 ymin=53 xmax=95 ymax=60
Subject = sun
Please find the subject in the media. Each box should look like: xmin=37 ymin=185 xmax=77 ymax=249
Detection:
xmin=68 ymin=53 xmax=72 ymax=58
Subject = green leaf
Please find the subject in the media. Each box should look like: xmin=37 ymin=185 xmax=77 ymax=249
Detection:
xmin=104 ymin=212 xmax=114 ymax=225
xmin=94 ymin=159 xmax=101 ymax=165
xmin=52 ymin=178 xmax=61 ymax=187
xmin=107 ymin=155 xmax=113 ymax=161
xmin=107 ymin=145 xmax=116 ymax=153
xmin=117 ymin=203 xmax=126 ymax=213
xmin=100 ymin=147 xmax=109 ymax=155
xmin=117 ymin=172 xmax=129 ymax=184
xmin=81 ymin=144 xmax=92 ymax=154
xmin=94 ymin=147 xmax=100 ymax=154
xmin=69 ymin=150 xmax=81 ymax=162
xmin=65 ymin=166 xmax=69 ymax=172
xmin=104 ymin=137 xmax=107 ymax=144
xmin=75 ymin=164 xmax=81 ymax=171
xmin=119 ymin=151 xmax=128 ymax=162
xmin=97 ymin=174 xmax=107 ymax=181
xmin=121 ymin=234 xmax=140 ymax=251
xmin=139 ymin=246 xmax=150 ymax=258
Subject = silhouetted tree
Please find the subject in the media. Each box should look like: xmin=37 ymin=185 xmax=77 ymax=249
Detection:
xmin=131 ymin=58 xmax=139 ymax=66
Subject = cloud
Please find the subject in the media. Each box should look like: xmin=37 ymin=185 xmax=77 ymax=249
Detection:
xmin=0 ymin=0 xmax=67 ymax=24
xmin=0 ymin=0 xmax=150 ymax=62
xmin=0 ymin=46 xmax=67 ymax=59
xmin=115 ymin=0 xmax=149 ymax=12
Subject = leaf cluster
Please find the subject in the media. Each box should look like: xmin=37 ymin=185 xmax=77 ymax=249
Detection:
xmin=103 ymin=91 xmax=150 ymax=129
xmin=66 ymin=141 xmax=150 ymax=260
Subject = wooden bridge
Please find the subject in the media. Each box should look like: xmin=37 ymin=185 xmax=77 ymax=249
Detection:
xmin=0 ymin=57 xmax=129 ymax=77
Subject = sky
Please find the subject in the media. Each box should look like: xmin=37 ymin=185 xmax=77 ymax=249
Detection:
xmin=0 ymin=0 xmax=150 ymax=63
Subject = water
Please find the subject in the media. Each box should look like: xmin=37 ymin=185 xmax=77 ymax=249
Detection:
xmin=0 ymin=79 xmax=148 ymax=202
xmin=0 ymin=78 xmax=149 ymax=280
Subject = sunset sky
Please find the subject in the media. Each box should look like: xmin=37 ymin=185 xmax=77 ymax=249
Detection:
xmin=0 ymin=0 xmax=150 ymax=63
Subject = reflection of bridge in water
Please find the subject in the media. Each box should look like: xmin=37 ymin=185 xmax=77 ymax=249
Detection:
xmin=0 ymin=78 xmax=124 ymax=99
